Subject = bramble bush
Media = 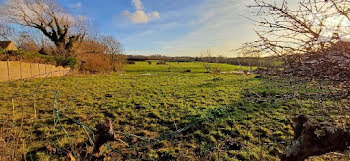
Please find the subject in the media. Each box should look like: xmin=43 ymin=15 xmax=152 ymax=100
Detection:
xmin=77 ymin=53 xmax=114 ymax=73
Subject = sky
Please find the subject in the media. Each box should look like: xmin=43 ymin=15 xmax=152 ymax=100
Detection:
xmin=2 ymin=0 xmax=259 ymax=57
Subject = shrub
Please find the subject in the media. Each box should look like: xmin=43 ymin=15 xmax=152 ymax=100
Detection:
xmin=73 ymin=39 xmax=126 ymax=73
xmin=0 ymin=47 xmax=5 ymax=54
xmin=157 ymin=61 xmax=167 ymax=65
xmin=128 ymin=61 xmax=136 ymax=64
xmin=111 ymin=54 xmax=127 ymax=72
xmin=78 ymin=53 xmax=114 ymax=73
xmin=0 ymin=50 xmax=57 ymax=64
xmin=55 ymin=56 xmax=77 ymax=68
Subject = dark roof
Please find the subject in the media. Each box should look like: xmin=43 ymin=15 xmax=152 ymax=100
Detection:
xmin=0 ymin=41 xmax=12 ymax=49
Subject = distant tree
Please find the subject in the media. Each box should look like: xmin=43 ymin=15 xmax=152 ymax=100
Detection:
xmin=0 ymin=0 xmax=87 ymax=56
xmin=15 ymin=31 xmax=41 ymax=52
xmin=99 ymin=36 xmax=125 ymax=72
xmin=100 ymin=36 xmax=123 ymax=55
xmin=200 ymin=49 xmax=212 ymax=73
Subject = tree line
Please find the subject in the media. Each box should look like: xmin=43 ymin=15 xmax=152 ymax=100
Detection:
xmin=126 ymin=55 xmax=282 ymax=68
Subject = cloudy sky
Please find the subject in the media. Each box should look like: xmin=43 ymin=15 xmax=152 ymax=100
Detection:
xmin=10 ymin=0 xmax=260 ymax=56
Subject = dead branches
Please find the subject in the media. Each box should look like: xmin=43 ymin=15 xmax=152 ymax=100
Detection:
xmin=247 ymin=0 xmax=350 ymax=55
xmin=93 ymin=120 xmax=118 ymax=155
xmin=284 ymin=41 xmax=350 ymax=82
xmin=0 ymin=24 xmax=13 ymax=40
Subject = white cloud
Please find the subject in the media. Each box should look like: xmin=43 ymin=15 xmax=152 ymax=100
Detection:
xmin=122 ymin=0 xmax=160 ymax=24
xmin=69 ymin=2 xmax=82 ymax=9
xmin=122 ymin=10 xmax=148 ymax=24
xmin=150 ymin=11 xmax=160 ymax=19
xmin=132 ymin=0 xmax=143 ymax=10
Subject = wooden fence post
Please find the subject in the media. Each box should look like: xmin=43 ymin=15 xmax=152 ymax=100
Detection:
xmin=6 ymin=53 xmax=10 ymax=82
xmin=38 ymin=63 xmax=40 ymax=77
xmin=50 ymin=66 xmax=53 ymax=77
xmin=30 ymin=62 xmax=33 ymax=78
xmin=19 ymin=59 xmax=23 ymax=79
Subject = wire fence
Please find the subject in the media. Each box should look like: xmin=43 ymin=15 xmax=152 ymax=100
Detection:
xmin=0 ymin=60 xmax=349 ymax=160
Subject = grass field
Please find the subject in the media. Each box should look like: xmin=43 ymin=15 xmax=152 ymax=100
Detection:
xmin=125 ymin=61 xmax=254 ymax=73
xmin=0 ymin=62 xmax=339 ymax=160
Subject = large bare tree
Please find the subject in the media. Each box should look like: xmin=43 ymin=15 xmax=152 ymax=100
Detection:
xmin=0 ymin=0 xmax=87 ymax=55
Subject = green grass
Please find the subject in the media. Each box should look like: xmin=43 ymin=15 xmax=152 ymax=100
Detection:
xmin=0 ymin=71 xmax=260 ymax=159
xmin=0 ymin=62 xmax=341 ymax=160
xmin=126 ymin=61 xmax=254 ymax=73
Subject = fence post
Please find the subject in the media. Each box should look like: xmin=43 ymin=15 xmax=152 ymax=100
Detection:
xmin=6 ymin=54 xmax=10 ymax=82
xmin=38 ymin=63 xmax=40 ymax=77
xmin=20 ymin=59 xmax=23 ymax=80
xmin=30 ymin=62 xmax=33 ymax=78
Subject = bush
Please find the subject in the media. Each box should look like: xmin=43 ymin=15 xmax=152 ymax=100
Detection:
xmin=128 ymin=61 xmax=136 ymax=64
xmin=78 ymin=53 xmax=113 ymax=73
xmin=0 ymin=47 xmax=5 ymax=54
xmin=157 ymin=61 xmax=167 ymax=65
xmin=0 ymin=50 xmax=57 ymax=64
xmin=111 ymin=54 xmax=127 ymax=72
xmin=55 ymin=56 xmax=77 ymax=68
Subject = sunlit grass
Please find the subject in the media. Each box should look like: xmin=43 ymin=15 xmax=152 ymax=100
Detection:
xmin=126 ymin=61 xmax=254 ymax=73
xmin=0 ymin=62 xmax=332 ymax=160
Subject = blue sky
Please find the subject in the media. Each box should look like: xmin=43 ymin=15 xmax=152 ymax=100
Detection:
xmin=3 ymin=0 xmax=258 ymax=56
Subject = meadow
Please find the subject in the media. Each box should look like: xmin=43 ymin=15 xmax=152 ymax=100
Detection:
xmin=0 ymin=62 xmax=341 ymax=160
xmin=125 ymin=61 xmax=253 ymax=73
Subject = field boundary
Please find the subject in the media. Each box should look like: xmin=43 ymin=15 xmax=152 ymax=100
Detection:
xmin=0 ymin=60 xmax=70 ymax=82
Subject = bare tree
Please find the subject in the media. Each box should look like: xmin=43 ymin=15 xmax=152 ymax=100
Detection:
xmin=200 ymin=49 xmax=212 ymax=73
xmin=15 ymin=31 xmax=40 ymax=52
xmin=0 ymin=24 xmax=13 ymax=40
xmin=100 ymin=36 xmax=125 ymax=72
xmin=0 ymin=0 xmax=87 ymax=55
xmin=100 ymin=36 xmax=123 ymax=55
